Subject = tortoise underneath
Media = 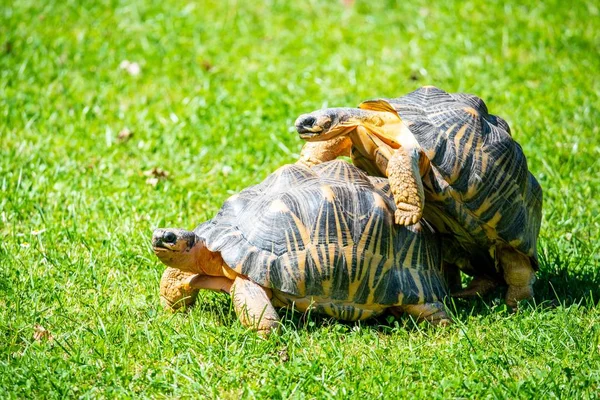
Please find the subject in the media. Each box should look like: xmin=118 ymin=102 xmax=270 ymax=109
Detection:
xmin=152 ymin=160 xmax=450 ymax=335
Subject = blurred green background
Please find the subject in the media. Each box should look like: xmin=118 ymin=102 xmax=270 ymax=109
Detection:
xmin=1 ymin=0 xmax=599 ymax=397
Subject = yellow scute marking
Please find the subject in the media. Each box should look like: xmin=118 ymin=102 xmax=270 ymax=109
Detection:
xmin=509 ymin=239 xmax=523 ymax=247
xmin=269 ymin=199 xmax=289 ymax=213
xmin=371 ymin=192 xmax=387 ymax=209
xmin=294 ymin=249 xmax=307 ymax=295
xmin=321 ymin=185 xmax=335 ymax=202
xmin=409 ymin=269 xmax=425 ymax=303
xmin=463 ymin=107 xmax=480 ymax=117
xmin=482 ymin=212 xmax=502 ymax=239
xmin=453 ymin=124 xmax=470 ymax=158
xmin=473 ymin=197 xmax=493 ymax=217
xmin=487 ymin=212 xmax=502 ymax=228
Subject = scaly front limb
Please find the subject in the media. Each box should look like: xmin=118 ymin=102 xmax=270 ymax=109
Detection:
xmin=296 ymin=136 xmax=352 ymax=167
xmin=231 ymin=276 xmax=280 ymax=336
xmin=159 ymin=267 xmax=200 ymax=310
xmin=387 ymin=146 xmax=426 ymax=225
xmin=160 ymin=267 xmax=234 ymax=311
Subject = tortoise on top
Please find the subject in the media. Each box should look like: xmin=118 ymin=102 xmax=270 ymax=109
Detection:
xmin=153 ymin=161 xmax=450 ymax=335
xmin=294 ymin=86 xmax=542 ymax=307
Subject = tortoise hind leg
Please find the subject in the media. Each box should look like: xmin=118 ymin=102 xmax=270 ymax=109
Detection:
xmin=392 ymin=302 xmax=452 ymax=326
xmin=499 ymin=246 xmax=536 ymax=308
xmin=231 ymin=276 xmax=280 ymax=336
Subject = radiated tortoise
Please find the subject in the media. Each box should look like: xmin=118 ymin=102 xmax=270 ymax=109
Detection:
xmin=294 ymin=86 xmax=542 ymax=307
xmin=152 ymin=160 xmax=450 ymax=335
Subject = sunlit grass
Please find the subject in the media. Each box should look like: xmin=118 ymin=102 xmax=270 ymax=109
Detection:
xmin=1 ymin=0 xmax=599 ymax=397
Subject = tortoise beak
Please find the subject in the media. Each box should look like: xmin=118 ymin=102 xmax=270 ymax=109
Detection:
xmin=295 ymin=114 xmax=323 ymax=138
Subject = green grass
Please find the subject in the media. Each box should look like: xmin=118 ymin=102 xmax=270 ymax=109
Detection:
xmin=2 ymin=0 xmax=600 ymax=397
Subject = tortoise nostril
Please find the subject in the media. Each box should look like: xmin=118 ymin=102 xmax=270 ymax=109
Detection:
xmin=163 ymin=231 xmax=177 ymax=244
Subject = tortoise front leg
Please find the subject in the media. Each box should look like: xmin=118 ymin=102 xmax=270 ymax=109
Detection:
xmin=231 ymin=276 xmax=280 ymax=336
xmin=296 ymin=136 xmax=352 ymax=167
xmin=387 ymin=146 xmax=426 ymax=226
xmin=159 ymin=267 xmax=201 ymax=310
xmin=160 ymin=268 xmax=233 ymax=311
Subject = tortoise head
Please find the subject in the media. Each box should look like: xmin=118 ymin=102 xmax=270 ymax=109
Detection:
xmin=152 ymin=228 xmax=203 ymax=273
xmin=295 ymin=108 xmax=378 ymax=141
xmin=295 ymin=107 xmax=400 ymax=142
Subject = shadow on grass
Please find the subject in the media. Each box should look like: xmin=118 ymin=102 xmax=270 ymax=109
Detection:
xmin=535 ymin=239 xmax=600 ymax=306
xmin=534 ymin=265 xmax=600 ymax=306
xmin=441 ymin=258 xmax=600 ymax=325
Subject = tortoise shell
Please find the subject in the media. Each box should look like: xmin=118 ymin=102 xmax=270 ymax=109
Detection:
xmin=360 ymin=86 xmax=543 ymax=273
xmin=194 ymin=160 xmax=447 ymax=321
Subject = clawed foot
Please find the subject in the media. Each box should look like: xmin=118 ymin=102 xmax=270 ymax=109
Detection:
xmin=394 ymin=208 xmax=422 ymax=226
xmin=159 ymin=268 xmax=200 ymax=311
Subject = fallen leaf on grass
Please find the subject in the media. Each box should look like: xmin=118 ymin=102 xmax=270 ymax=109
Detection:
xmin=144 ymin=167 xmax=169 ymax=186
xmin=201 ymin=60 xmax=213 ymax=71
xmin=117 ymin=128 xmax=133 ymax=143
xmin=409 ymin=71 xmax=421 ymax=81
xmin=565 ymin=232 xmax=572 ymax=241
xmin=221 ymin=165 xmax=233 ymax=176
xmin=33 ymin=325 xmax=54 ymax=342
xmin=119 ymin=60 xmax=141 ymax=76
xmin=144 ymin=167 xmax=169 ymax=178
xmin=278 ymin=347 xmax=289 ymax=363
xmin=146 ymin=177 xmax=159 ymax=186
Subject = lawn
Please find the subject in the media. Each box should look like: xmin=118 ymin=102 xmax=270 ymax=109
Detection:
xmin=1 ymin=0 xmax=599 ymax=398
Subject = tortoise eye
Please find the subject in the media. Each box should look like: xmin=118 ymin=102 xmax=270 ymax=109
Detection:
xmin=322 ymin=119 xmax=332 ymax=130
xmin=163 ymin=231 xmax=177 ymax=244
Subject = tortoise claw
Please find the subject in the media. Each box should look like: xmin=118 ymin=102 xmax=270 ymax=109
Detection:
xmin=394 ymin=209 xmax=422 ymax=226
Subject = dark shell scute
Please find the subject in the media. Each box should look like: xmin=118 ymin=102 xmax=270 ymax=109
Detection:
xmin=196 ymin=160 xmax=447 ymax=306
xmin=379 ymin=86 xmax=542 ymax=264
